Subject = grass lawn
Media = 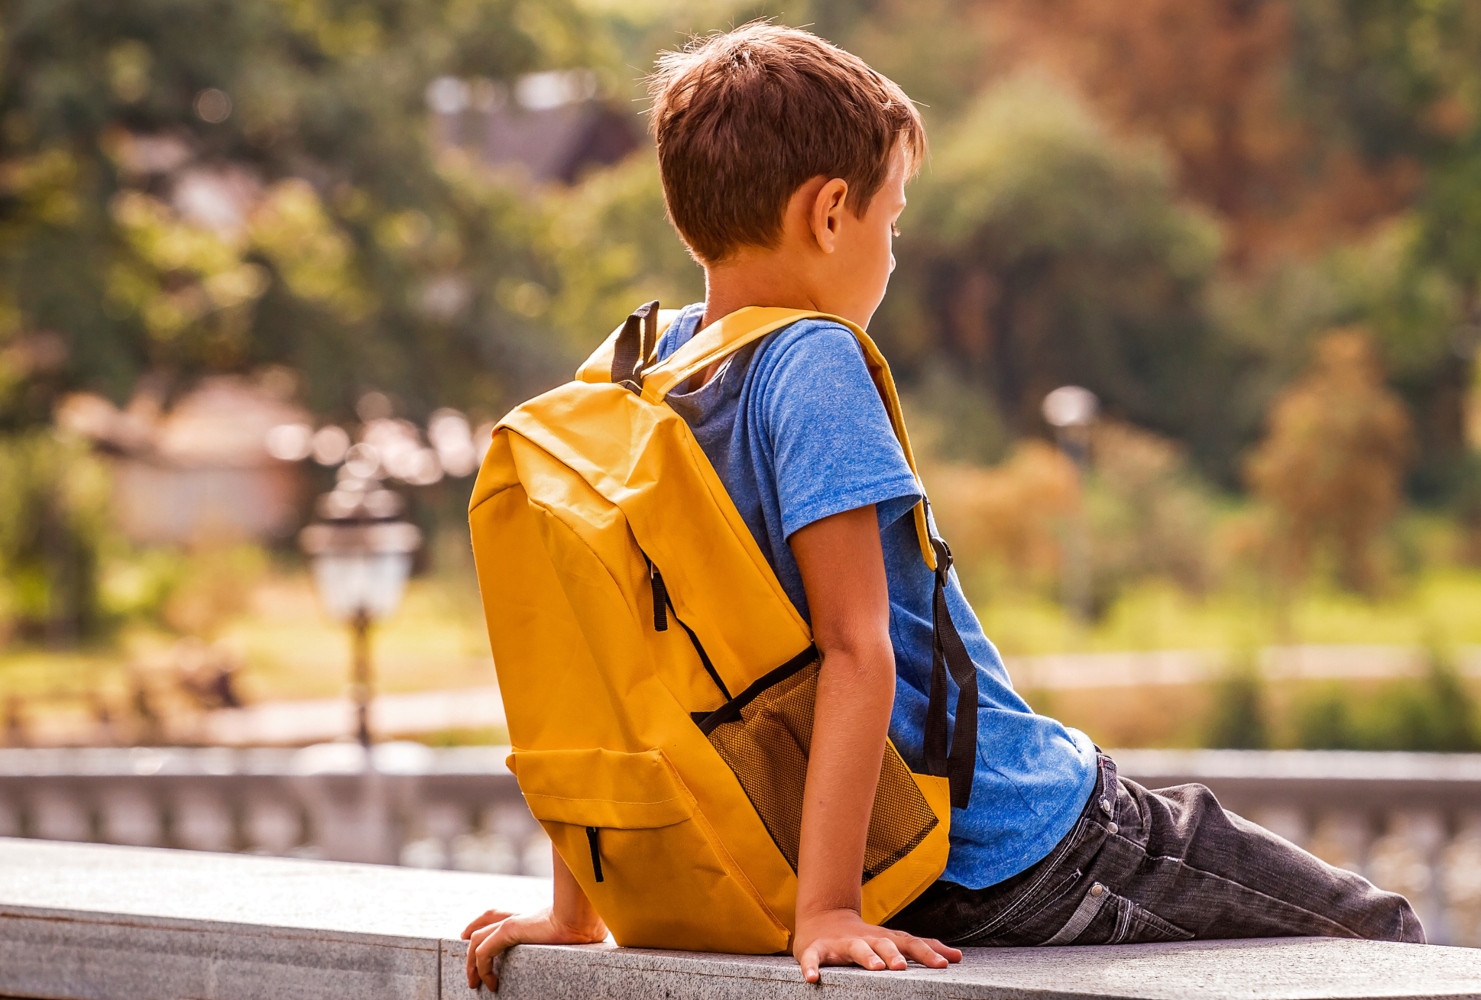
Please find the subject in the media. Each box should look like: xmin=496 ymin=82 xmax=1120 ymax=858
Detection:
xmin=0 ymin=571 xmax=496 ymax=726
xmin=3 ymin=564 xmax=1478 ymax=747
xmin=971 ymin=568 xmax=1481 ymax=657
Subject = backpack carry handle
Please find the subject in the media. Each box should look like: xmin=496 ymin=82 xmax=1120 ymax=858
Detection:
xmin=610 ymin=299 xmax=661 ymax=392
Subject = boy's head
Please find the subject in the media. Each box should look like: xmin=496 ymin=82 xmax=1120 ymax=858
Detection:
xmin=649 ymin=25 xmax=924 ymax=318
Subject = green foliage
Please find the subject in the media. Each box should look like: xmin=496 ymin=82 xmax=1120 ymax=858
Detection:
xmin=886 ymin=75 xmax=1241 ymax=476
xmin=1085 ymin=423 xmax=1217 ymax=609
xmin=1288 ymin=0 xmax=1481 ymax=482
xmin=0 ymin=0 xmax=596 ymax=426
xmin=1293 ymin=649 xmax=1480 ymax=751
xmin=0 ymin=429 xmax=110 ymax=641
xmin=538 ymin=156 xmax=702 ymax=352
xmin=1205 ymin=654 xmax=1271 ymax=749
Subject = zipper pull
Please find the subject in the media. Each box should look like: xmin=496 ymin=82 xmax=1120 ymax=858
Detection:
xmin=650 ymin=563 xmax=669 ymax=632
xmin=586 ymin=826 xmax=604 ymax=882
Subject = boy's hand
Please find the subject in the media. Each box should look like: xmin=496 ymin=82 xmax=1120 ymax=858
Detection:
xmin=462 ymin=906 xmax=608 ymax=992
xmin=793 ymin=906 xmax=961 ymax=983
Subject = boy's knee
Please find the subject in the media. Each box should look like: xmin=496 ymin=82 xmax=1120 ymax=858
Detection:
xmin=1356 ymin=888 xmax=1424 ymax=944
xmin=1388 ymin=893 xmax=1426 ymax=944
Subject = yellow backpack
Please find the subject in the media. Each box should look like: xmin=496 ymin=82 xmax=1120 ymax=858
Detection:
xmin=468 ymin=302 xmax=980 ymax=954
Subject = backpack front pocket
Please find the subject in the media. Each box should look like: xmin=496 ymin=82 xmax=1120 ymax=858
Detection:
xmin=696 ymin=648 xmax=941 ymax=886
xmin=509 ymin=746 xmax=790 ymax=954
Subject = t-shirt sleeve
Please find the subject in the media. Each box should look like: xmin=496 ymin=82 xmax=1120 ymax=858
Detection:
xmin=758 ymin=324 xmax=923 ymax=539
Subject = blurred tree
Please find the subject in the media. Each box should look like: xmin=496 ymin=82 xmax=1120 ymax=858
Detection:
xmin=0 ymin=0 xmax=597 ymax=429
xmin=1246 ymin=327 xmax=1412 ymax=591
xmin=537 ymin=155 xmax=702 ymax=353
xmin=887 ymin=75 xmax=1241 ymax=473
xmin=1286 ymin=0 xmax=1481 ymax=497
xmin=980 ymin=0 xmax=1419 ymax=265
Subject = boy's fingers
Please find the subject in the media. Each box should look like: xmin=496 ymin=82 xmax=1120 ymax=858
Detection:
xmin=870 ymin=936 xmax=908 ymax=970
xmin=898 ymin=934 xmax=950 ymax=968
xmin=462 ymin=910 xmax=514 ymax=939
xmin=465 ymin=930 xmax=483 ymax=987
xmin=475 ymin=925 xmax=516 ymax=990
xmin=930 ymin=938 xmax=963 ymax=961
xmin=797 ymin=944 xmax=821 ymax=983
xmin=465 ymin=923 xmax=497 ymax=985
xmin=847 ymin=938 xmax=886 ymax=971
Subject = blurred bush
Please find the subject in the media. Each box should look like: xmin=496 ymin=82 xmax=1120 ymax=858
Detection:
xmin=1246 ymin=328 xmax=1413 ymax=592
xmin=159 ymin=545 xmax=267 ymax=640
xmin=1205 ymin=652 xmax=1271 ymax=750
xmin=923 ymin=440 xmax=1078 ymax=597
xmin=0 ymin=430 xmax=109 ymax=643
xmin=1293 ymin=649 xmax=1479 ymax=752
xmin=1086 ymin=422 xmax=1216 ymax=609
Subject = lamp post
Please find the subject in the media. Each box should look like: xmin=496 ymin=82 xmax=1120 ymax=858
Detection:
xmin=1042 ymin=386 xmax=1098 ymax=624
xmin=299 ymin=482 xmax=421 ymax=749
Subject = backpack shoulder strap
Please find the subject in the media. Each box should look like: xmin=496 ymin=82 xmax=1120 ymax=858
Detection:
xmin=640 ymin=305 xmax=939 ymax=574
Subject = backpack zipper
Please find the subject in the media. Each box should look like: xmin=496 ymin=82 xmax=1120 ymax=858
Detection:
xmin=645 ymin=556 xmax=732 ymax=701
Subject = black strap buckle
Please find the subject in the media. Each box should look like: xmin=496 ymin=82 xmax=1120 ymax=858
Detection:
xmin=931 ymin=535 xmax=953 ymax=577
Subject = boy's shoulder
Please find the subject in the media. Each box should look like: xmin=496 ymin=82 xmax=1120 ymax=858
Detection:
xmin=751 ymin=316 xmax=870 ymax=386
xmin=656 ymin=305 xmax=866 ymax=376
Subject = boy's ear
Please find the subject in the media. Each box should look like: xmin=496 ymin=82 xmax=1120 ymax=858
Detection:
xmin=810 ymin=178 xmax=850 ymax=254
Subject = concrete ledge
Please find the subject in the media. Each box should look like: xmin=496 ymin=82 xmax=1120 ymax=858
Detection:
xmin=3 ymin=838 xmax=1481 ymax=999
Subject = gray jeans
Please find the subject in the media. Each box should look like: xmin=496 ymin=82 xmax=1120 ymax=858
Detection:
xmin=887 ymin=755 xmax=1424 ymax=946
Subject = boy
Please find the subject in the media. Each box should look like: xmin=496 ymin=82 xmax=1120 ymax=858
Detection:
xmin=465 ymin=23 xmax=1420 ymax=991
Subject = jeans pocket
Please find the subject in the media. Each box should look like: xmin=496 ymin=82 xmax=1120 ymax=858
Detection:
xmin=1041 ymin=882 xmax=1114 ymax=945
xmin=1040 ymin=885 xmax=1195 ymax=946
xmin=959 ymin=867 xmax=1085 ymax=945
xmin=1121 ymin=902 xmax=1194 ymax=943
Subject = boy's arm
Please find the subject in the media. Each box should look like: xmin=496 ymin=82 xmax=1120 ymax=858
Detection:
xmin=789 ymin=504 xmax=961 ymax=982
xmin=464 ymin=846 xmax=607 ymax=991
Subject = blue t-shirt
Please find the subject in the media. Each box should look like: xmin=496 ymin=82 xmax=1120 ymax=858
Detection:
xmin=656 ymin=304 xmax=1097 ymax=890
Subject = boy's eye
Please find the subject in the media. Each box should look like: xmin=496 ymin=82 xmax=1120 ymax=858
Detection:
xmin=891 ymin=223 xmax=901 ymax=238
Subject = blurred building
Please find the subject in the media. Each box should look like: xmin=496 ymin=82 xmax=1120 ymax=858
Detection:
xmin=427 ymin=69 xmax=639 ymax=184
xmin=58 ymin=377 xmax=308 ymax=546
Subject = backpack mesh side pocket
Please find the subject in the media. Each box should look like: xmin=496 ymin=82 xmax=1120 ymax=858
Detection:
xmin=697 ymin=647 xmax=939 ymax=882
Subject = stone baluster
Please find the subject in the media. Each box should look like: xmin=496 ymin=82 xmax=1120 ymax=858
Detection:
xmin=171 ymin=784 xmax=236 ymax=853
xmin=1439 ymin=812 xmax=1481 ymax=947
xmin=0 ymin=792 xmax=21 ymax=838
xmin=28 ymin=785 xmax=92 ymax=843
xmin=1307 ymin=809 xmax=1374 ymax=878
xmin=242 ymin=790 xmax=305 ymax=856
xmin=98 ymin=786 xmax=164 ymax=847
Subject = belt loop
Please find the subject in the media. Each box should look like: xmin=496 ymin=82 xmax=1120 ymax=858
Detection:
xmin=1097 ymin=754 xmax=1118 ymax=825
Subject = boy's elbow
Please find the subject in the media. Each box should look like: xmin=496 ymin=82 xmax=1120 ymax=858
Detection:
xmin=816 ymin=629 xmax=895 ymax=687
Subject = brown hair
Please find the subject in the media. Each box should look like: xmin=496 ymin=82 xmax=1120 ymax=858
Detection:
xmin=648 ymin=23 xmax=925 ymax=265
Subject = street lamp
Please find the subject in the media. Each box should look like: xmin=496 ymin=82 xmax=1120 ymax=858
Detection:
xmin=299 ymin=482 xmax=421 ymax=748
xmin=1042 ymin=386 xmax=1098 ymax=623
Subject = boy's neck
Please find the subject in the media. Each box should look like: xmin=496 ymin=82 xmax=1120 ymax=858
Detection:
xmin=701 ymin=252 xmax=822 ymax=330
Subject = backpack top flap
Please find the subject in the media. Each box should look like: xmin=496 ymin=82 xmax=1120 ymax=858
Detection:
xmin=493 ymin=377 xmax=809 ymax=700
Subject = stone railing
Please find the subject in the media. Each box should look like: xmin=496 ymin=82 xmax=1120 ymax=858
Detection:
xmin=0 ymin=742 xmax=542 ymax=873
xmin=5 ymin=745 xmax=1481 ymax=946
xmin=3 ymin=837 xmax=1480 ymax=1000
